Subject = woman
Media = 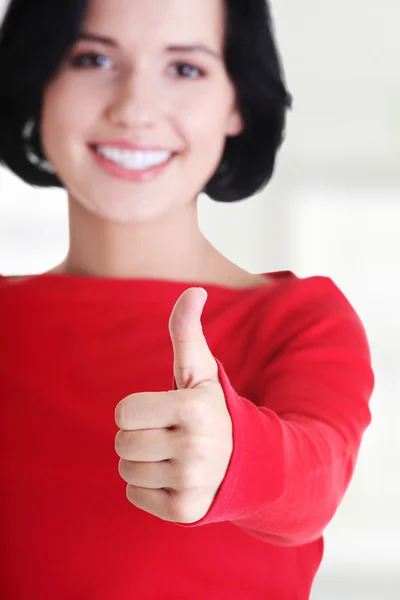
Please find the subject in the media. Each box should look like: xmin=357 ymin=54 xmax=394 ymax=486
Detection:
xmin=0 ymin=0 xmax=374 ymax=598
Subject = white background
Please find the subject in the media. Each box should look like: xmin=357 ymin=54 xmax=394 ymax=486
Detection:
xmin=1 ymin=1 xmax=399 ymax=598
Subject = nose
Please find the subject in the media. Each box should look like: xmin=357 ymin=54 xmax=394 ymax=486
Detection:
xmin=106 ymin=72 xmax=160 ymax=130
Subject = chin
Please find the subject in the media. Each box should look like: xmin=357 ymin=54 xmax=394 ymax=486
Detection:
xmin=75 ymin=193 xmax=177 ymax=225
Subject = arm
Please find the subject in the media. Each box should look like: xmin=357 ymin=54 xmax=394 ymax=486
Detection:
xmin=177 ymin=279 xmax=374 ymax=546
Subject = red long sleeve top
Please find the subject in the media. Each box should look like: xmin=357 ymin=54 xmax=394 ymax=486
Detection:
xmin=0 ymin=270 xmax=374 ymax=599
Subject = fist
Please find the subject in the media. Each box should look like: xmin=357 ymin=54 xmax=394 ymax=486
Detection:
xmin=115 ymin=287 xmax=233 ymax=523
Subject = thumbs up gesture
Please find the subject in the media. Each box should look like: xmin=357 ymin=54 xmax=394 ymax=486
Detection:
xmin=115 ymin=288 xmax=233 ymax=524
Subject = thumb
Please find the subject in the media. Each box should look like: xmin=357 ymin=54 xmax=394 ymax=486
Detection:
xmin=169 ymin=287 xmax=219 ymax=389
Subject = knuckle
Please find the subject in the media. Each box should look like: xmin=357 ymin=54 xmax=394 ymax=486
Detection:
xmin=118 ymin=458 xmax=129 ymax=481
xmin=180 ymin=432 xmax=209 ymax=461
xmin=179 ymin=394 xmax=209 ymax=429
xmin=115 ymin=430 xmax=133 ymax=457
xmin=174 ymin=462 xmax=199 ymax=491
xmin=115 ymin=430 xmax=124 ymax=454
xmin=115 ymin=400 xmax=127 ymax=429
xmin=115 ymin=397 xmax=138 ymax=430
xmin=168 ymin=493 xmax=197 ymax=524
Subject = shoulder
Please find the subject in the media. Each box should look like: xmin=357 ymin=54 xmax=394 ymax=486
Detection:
xmin=263 ymin=272 xmax=364 ymax=324
xmin=250 ymin=273 xmax=372 ymax=368
xmin=244 ymin=274 xmax=374 ymax=432
xmin=0 ymin=274 xmax=44 ymax=306
xmin=0 ymin=274 xmax=30 ymax=289
xmin=0 ymin=274 xmax=13 ymax=288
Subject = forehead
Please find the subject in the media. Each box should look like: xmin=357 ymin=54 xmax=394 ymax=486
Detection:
xmin=83 ymin=0 xmax=225 ymax=47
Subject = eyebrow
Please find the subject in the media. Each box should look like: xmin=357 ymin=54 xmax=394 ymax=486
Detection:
xmin=79 ymin=34 xmax=222 ymax=61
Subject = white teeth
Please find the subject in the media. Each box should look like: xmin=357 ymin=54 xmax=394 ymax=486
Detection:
xmin=96 ymin=147 xmax=172 ymax=170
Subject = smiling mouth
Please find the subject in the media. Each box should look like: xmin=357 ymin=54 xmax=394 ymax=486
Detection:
xmin=90 ymin=144 xmax=174 ymax=171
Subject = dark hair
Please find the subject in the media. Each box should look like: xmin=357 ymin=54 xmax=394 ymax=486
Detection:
xmin=0 ymin=0 xmax=292 ymax=202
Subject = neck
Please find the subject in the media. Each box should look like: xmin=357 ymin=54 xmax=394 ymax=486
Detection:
xmin=57 ymin=195 xmax=222 ymax=281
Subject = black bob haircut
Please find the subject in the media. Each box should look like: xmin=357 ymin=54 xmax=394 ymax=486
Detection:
xmin=0 ymin=0 xmax=292 ymax=203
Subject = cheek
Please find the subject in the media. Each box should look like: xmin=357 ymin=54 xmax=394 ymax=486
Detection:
xmin=181 ymin=110 xmax=228 ymax=173
xmin=176 ymin=107 xmax=228 ymax=183
xmin=175 ymin=85 xmax=235 ymax=147
xmin=41 ymin=79 xmax=101 ymax=147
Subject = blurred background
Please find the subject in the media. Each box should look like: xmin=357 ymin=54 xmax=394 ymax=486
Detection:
xmin=1 ymin=0 xmax=399 ymax=598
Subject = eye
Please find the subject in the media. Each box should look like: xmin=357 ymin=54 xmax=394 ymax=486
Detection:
xmin=70 ymin=52 xmax=113 ymax=70
xmin=171 ymin=62 xmax=205 ymax=79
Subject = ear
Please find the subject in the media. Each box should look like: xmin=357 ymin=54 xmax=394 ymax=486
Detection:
xmin=226 ymin=105 xmax=244 ymax=137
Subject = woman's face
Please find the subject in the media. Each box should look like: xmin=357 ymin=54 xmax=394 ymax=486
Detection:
xmin=41 ymin=0 xmax=243 ymax=224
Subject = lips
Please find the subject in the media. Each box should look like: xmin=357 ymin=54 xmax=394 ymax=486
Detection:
xmin=89 ymin=140 xmax=172 ymax=152
xmin=89 ymin=143 xmax=176 ymax=182
xmin=96 ymin=145 xmax=172 ymax=167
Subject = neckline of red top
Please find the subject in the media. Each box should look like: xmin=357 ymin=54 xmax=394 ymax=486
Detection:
xmin=0 ymin=270 xmax=295 ymax=304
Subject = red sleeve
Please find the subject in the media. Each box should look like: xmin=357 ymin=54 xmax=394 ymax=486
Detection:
xmin=174 ymin=279 xmax=375 ymax=546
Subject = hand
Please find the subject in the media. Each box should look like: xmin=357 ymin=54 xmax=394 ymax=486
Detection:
xmin=114 ymin=287 xmax=233 ymax=524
